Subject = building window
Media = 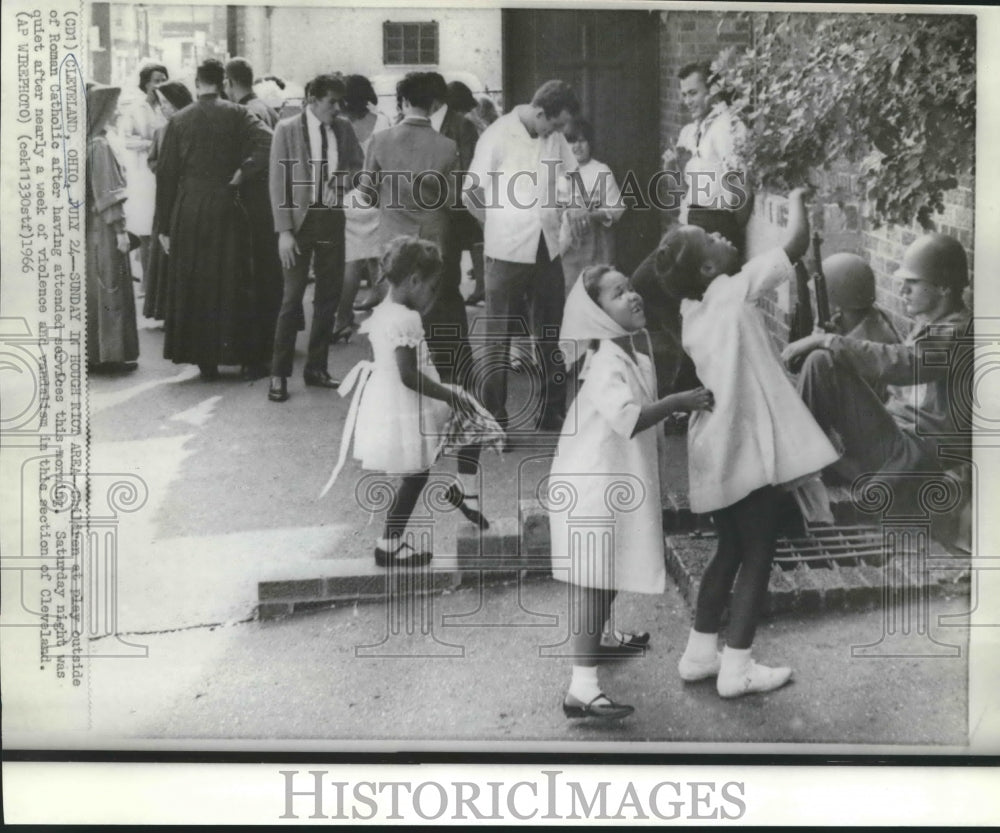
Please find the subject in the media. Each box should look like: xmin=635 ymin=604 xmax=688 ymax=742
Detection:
xmin=383 ymin=21 xmax=438 ymax=66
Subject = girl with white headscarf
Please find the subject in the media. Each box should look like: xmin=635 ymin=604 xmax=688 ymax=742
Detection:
xmin=548 ymin=265 xmax=712 ymax=720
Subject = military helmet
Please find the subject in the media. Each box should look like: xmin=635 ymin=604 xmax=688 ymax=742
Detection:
xmin=823 ymin=253 xmax=875 ymax=310
xmin=894 ymin=233 xmax=969 ymax=293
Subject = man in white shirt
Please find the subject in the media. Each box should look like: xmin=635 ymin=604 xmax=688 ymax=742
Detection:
xmin=662 ymin=62 xmax=750 ymax=253
xmin=464 ymin=79 xmax=580 ymax=431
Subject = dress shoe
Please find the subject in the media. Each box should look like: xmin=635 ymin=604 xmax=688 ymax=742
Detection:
xmin=464 ymin=290 xmax=485 ymax=307
xmin=374 ymin=540 xmax=433 ymax=568
xmin=303 ymin=369 xmax=340 ymax=389
xmin=601 ymin=630 xmax=651 ymax=650
xmin=267 ymin=376 xmax=288 ymax=402
xmin=240 ymin=363 xmax=269 ymax=381
xmin=329 ymin=324 xmax=353 ymax=344
xmin=562 ymin=693 xmax=634 ymax=720
xmin=198 ymin=364 xmax=219 ymax=381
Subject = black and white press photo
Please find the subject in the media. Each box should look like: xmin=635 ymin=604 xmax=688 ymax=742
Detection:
xmin=1 ymin=0 xmax=997 ymax=825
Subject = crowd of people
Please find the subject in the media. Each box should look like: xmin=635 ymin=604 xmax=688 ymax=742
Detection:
xmin=85 ymin=57 xmax=972 ymax=721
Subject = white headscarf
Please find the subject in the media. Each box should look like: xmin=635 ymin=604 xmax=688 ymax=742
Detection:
xmin=559 ymin=272 xmax=655 ymax=378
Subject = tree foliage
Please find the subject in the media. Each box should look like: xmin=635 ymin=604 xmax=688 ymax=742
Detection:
xmin=713 ymin=13 xmax=975 ymax=228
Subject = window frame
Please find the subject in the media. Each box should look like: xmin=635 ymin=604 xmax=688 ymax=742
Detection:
xmin=382 ymin=20 xmax=439 ymax=66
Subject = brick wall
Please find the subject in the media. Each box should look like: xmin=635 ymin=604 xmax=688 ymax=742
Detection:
xmin=747 ymin=173 xmax=975 ymax=343
xmin=658 ymin=10 xmax=975 ymax=347
xmin=658 ymin=10 xmax=750 ymax=220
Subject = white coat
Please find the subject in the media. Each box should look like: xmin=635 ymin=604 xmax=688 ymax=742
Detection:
xmin=681 ymin=248 xmax=840 ymax=513
xmin=547 ymin=341 xmax=667 ymax=594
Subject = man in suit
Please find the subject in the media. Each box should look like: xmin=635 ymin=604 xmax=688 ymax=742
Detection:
xmin=365 ymin=72 xmax=485 ymax=524
xmin=427 ymin=72 xmax=480 ymax=294
xmin=267 ymin=73 xmax=364 ymax=402
xmin=225 ymin=57 xmax=279 ymax=129
xmin=365 ymin=72 xmax=458 ymax=252
xmin=421 ymin=72 xmax=480 ymax=386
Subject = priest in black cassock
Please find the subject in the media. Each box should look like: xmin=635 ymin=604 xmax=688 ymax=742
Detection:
xmin=156 ymin=58 xmax=272 ymax=379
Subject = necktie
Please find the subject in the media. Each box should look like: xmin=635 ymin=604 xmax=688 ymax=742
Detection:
xmin=319 ymin=123 xmax=329 ymax=204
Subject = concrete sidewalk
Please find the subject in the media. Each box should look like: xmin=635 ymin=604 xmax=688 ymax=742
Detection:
xmin=77 ymin=290 xmax=981 ymax=749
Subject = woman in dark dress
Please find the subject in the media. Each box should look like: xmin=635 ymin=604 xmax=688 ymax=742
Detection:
xmin=155 ymin=59 xmax=271 ymax=379
xmin=86 ymin=82 xmax=139 ymax=371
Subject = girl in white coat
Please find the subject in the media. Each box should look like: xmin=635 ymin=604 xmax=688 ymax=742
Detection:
xmin=660 ymin=188 xmax=840 ymax=698
xmin=551 ymin=265 xmax=712 ymax=719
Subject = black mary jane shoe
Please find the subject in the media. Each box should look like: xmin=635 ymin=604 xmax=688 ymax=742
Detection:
xmin=444 ymin=484 xmax=490 ymax=530
xmin=374 ymin=540 xmax=433 ymax=568
xmin=562 ymin=693 xmax=635 ymax=720
xmin=602 ymin=630 xmax=651 ymax=650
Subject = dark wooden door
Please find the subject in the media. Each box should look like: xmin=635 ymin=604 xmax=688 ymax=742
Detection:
xmin=503 ymin=9 xmax=661 ymax=273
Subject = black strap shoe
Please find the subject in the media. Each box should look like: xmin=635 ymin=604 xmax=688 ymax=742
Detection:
xmin=374 ymin=540 xmax=433 ymax=568
xmin=562 ymin=693 xmax=635 ymax=720
xmin=444 ymin=484 xmax=490 ymax=530
xmin=602 ymin=629 xmax=651 ymax=650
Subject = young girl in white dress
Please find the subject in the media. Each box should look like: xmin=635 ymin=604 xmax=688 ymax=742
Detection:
xmin=329 ymin=236 xmax=487 ymax=567
xmin=550 ymin=265 xmax=712 ymax=719
xmin=660 ymin=188 xmax=840 ymax=697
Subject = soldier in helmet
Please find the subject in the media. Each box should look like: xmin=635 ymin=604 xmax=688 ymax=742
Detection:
xmin=822 ymin=252 xmax=903 ymax=345
xmin=780 ymin=233 xmax=971 ymax=486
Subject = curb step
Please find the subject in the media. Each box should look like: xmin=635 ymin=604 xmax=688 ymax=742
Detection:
xmin=257 ymin=550 xmax=552 ymax=620
xmin=258 ymin=489 xmax=966 ymax=621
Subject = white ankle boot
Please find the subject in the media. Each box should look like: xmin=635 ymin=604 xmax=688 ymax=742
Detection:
xmin=677 ymin=629 xmax=722 ymax=681
xmin=716 ymin=646 xmax=792 ymax=698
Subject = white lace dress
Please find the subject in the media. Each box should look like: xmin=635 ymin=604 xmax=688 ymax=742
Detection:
xmin=352 ymin=300 xmax=451 ymax=473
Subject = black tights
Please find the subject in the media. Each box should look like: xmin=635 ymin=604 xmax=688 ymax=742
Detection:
xmin=382 ymin=458 xmax=482 ymax=541
xmin=383 ymin=470 xmax=430 ymax=541
xmin=694 ymin=485 xmax=782 ymax=649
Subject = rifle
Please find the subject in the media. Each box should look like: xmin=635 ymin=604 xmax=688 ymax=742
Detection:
xmin=790 ymin=259 xmax=814 ymax=343
xmin=789 ymin=232 xmax=831 ymax=343
xmin=812 ymin=231 xmax=831 ymax=331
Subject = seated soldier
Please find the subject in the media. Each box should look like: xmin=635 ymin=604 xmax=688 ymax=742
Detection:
xmin=781 ymin=233 xmax=972 ymax=491
xmin=822 ymin=252 xmax=903 ymax=344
